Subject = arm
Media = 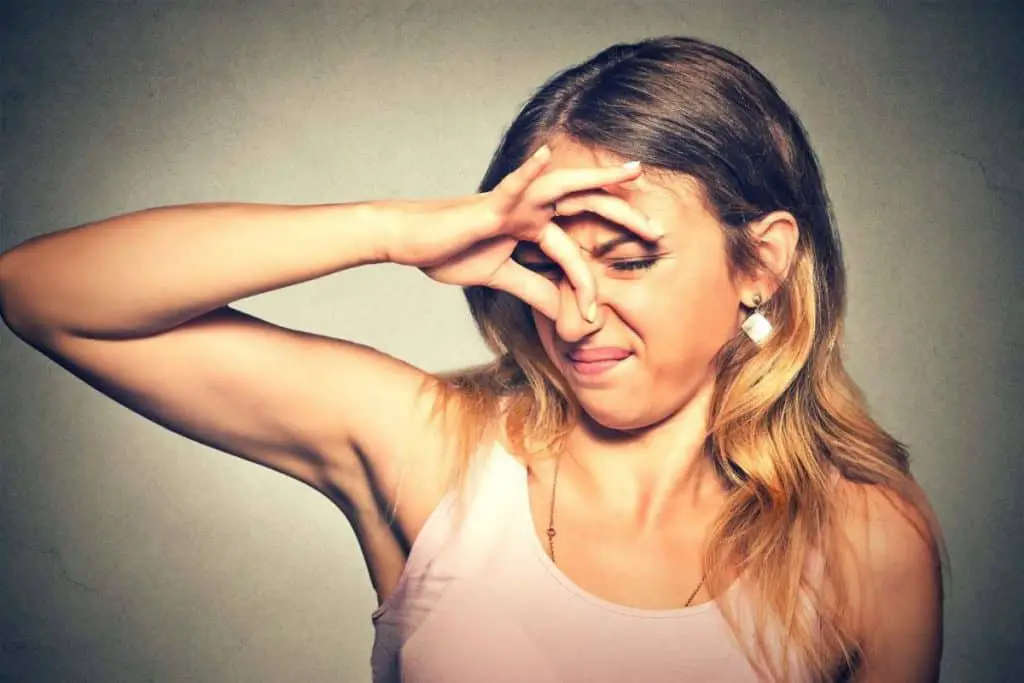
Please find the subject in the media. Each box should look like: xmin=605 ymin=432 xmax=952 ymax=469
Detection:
xmin=0 ymin=155 xmax=654 ymax=540
xmin=0 ymin=202 xmax=384 ymax=339
xmin=0 ymin=202 xmax=455 ymax=535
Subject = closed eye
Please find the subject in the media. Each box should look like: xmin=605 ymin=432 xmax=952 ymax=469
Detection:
xmin=608 ymin=257 xmax=659 ymax=272
xmin=519 ymin=257 xmax=661 ymax=279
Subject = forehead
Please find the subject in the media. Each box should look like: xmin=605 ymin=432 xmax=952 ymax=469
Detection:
xmin=545 ymin=135 xmax=629 ymax=169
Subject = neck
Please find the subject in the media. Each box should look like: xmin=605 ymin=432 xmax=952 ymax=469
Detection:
xmin=561 ymin=380 xmax=726 ymax=533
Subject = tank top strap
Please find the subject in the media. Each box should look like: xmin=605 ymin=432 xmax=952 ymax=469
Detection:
xmin=441 ymin=439 xmax=524 ymax=567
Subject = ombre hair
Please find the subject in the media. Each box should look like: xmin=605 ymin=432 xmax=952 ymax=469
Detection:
xmin=419 ymin=36 xmax=943 ymax=681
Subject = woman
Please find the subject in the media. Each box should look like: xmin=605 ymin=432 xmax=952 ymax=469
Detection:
xmin=0 ymin=36 xmax=942 ymax=682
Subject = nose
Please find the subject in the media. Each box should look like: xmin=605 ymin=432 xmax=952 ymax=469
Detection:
xmin=554 ymin=277 xmax=602 ymax=343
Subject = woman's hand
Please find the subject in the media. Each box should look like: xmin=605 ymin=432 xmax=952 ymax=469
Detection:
xmin=378 ymin=146 xmax=661 ymax=321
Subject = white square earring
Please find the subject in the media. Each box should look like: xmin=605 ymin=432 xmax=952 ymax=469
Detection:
xmin=741 ymin=293 xmax=773 ymax=346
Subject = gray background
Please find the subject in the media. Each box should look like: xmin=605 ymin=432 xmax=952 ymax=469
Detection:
xmin=1 ymin=1 xmax=1021 ymax=681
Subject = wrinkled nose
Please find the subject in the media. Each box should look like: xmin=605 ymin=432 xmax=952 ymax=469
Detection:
xmin=554 ymin=278 xmax=602 ymax=343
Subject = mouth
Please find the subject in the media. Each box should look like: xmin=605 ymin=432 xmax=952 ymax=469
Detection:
xmin=565 ymin=348 xmax=633 ymax=378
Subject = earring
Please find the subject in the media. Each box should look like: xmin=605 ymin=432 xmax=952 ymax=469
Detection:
xmin=741 ymin=293 xmax=773 ymax=345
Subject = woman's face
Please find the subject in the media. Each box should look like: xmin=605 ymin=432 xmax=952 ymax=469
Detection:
xmin=516 ymin=137 xmax=745 ymax=431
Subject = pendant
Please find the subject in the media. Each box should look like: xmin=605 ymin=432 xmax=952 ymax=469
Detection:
xmin=741 ymin=311 xmax=773 ymax=345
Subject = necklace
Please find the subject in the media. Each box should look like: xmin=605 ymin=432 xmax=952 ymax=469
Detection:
xmin=544 ymin=452 xmax=707 ymax=608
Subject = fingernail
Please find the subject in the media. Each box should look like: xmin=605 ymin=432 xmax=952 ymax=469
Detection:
xmin=649 ymin=219 xmax=665 ymax=238
xmin=586 ymin=300 xmax=598 ymax=323
xmin=533 ymin=145 xmax=551 ymax=161
xmin=622 ymin=160 xmax=641 ymax=170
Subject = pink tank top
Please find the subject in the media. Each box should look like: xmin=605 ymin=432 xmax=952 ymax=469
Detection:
xmin=370 ymin=441 xmax=820 ymax=682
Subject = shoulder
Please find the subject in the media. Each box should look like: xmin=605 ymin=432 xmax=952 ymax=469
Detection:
xmin=832 ymin=477 xmax=940 ymax=583
xmin=831 ymin=477 xmax=944 ymax=682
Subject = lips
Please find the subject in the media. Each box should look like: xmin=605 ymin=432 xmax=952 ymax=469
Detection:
xmin=568 ymin=347 xmax=632 ymax=363
xmin=566 ymin=347 xmax=632 ymax=377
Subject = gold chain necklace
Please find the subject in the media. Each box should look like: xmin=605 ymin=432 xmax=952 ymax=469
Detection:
xmin=545 ymin=452 xmax=707 ymax=608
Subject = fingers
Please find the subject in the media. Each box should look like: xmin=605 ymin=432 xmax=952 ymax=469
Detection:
xmin=552 ymin=192 xmax=662 ymax=242
xmin=493 ymin=145 xmax=552 ymax=206
xmin=488 ymin=260 xmax=561 ymax=321
xmin=488 ymin=223 xmax=598 ymax=322
xmin=489 ymin=154 xmax=654 ymax=321
xmin=535 ymin=223 xmax=596 ymax=320
xmin=494 ymin=152 xmax=642 ymax=215
xmin=532 ymin=162 xmax=643 ymax=207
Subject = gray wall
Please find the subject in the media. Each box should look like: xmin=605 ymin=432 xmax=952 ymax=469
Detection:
xmin=1 ymin=1 xmax=1021 ymax=681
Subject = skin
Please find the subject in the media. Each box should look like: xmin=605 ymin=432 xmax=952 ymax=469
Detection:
xmin=833 ymin=479 xmax=944 ymax=682
xmin=514 ymin=137 xmax=941 ymax=681
xmin=0 ymin=131 xmax=940 ymax=680
xmin=515 ymin=136 xmax=798 ymax=531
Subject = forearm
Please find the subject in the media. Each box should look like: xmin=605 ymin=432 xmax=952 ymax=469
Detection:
xmin=0 ymin=202 xmax=389 ymax=339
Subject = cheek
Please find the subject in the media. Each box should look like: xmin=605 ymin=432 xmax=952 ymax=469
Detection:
xmin=531 ymin=313 xmax=559 ymax=360
xmin=620 ymin=259 xmax=738 ymax=358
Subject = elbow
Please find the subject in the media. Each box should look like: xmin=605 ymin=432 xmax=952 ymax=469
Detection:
xmin=0 ymin=248 xmax=52 ymax=343
xmin=0 ymin=250 xmax=25 ymax=332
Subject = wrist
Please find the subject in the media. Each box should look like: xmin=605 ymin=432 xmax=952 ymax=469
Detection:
xmin=346 ymin=200 xmax=404 ymax=266
xmin=298 ymin=201 xmax=395 ymax=267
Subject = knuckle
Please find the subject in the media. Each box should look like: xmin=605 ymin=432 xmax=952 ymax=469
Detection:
xmin=522 ymin=183 xmax=545 ymax=203
xmin=484 ymin=208 xmax=506 ymax=231
xmin=538 ymin=223 xmax=561 ymax=246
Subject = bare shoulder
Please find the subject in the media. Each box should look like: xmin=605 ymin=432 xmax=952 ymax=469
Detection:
xmin=832 ymin=477 xmax=941 ymax=583
xmin=831 ymin=477 xmax=944 ymax=682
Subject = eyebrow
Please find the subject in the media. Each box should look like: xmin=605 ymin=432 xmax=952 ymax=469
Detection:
xmin=515 ymin=234 xmax=655 ymax=263
xmin=583 ymin=234 xmax=651 ymax=258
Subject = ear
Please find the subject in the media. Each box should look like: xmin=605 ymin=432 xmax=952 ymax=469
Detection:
xmin=740 ymin=210 xmax=799 ymax=306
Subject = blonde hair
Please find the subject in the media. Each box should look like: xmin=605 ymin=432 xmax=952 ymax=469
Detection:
xmin=411 ymin=36 xmax=946 ymax=681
